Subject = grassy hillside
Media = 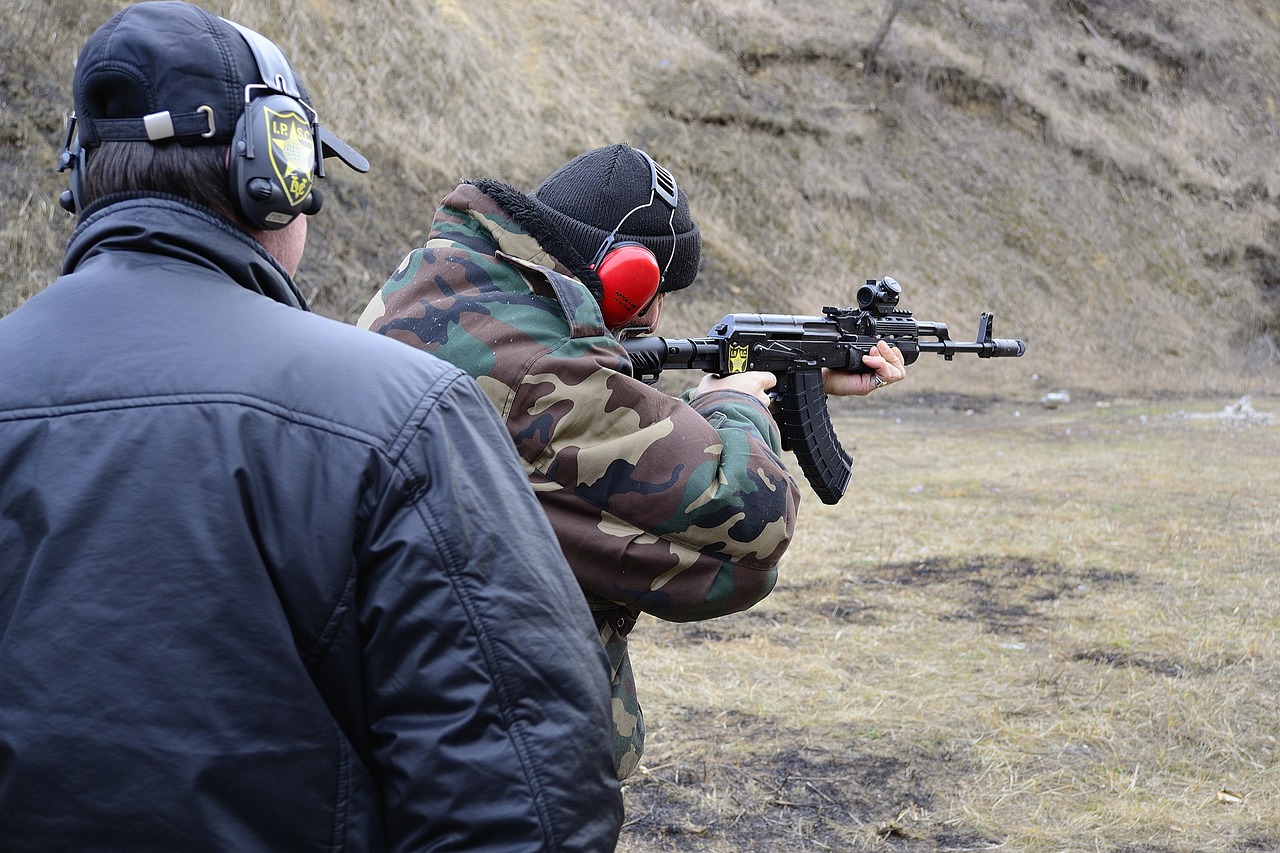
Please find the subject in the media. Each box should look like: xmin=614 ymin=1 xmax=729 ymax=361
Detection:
xmin=2 ymin=0 xmax=1278 ymax=398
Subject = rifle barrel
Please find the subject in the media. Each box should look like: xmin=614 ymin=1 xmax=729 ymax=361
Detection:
xmin=918 ymin=338 xmax=1026 ymax=358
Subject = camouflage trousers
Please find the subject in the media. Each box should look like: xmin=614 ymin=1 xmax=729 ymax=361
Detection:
xmin=594 ymin=604 xmax=644 ymax=780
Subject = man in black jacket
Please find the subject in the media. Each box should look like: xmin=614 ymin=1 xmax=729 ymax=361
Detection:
xmin=0 ymin=4 xmax=622 ymax=850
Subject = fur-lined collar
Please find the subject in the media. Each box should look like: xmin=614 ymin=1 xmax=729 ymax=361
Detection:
xmin=465 ymin=178 xmax=604 ymax=299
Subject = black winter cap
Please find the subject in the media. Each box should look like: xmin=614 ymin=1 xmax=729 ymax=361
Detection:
xmin=71 ymin=1 xmax=366 ymax=172
xmin=529 ymin=144 xmax=701 ymax=293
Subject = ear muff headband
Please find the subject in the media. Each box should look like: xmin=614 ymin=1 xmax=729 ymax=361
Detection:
xmin=590 ymin=149 xmax=679 ymax=328
xmin=588 ymin=149 xmax=679 ymax=275
xmin=57 ymin=115 xmax=86 ymax=214
xmin=223 ymin=19 xmax=302 ymax=101
xmin=225 ymin=19 xmax=368 ymax=177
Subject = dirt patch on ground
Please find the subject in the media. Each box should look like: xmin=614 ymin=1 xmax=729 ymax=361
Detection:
xmin=621 ymin=710 xmax=999 ymax=851
xmin=862 ymin=555 xmax=1134 ymax=635
xmin=670 ymin=555 xmax=1137 ymax=642
xmin=1071 ymin=646 xmax=1194 ymax=679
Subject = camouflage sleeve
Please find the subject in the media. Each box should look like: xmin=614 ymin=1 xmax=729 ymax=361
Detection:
xmin=518 ymin=373 xmax=798 ymax=621
xmin=505 ymin=324 xmax=800 ymax=623
xmin=682 ymin=388 xmax=785 ymax=457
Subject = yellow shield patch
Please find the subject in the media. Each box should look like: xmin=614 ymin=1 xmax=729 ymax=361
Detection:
xmin=728 ymin=343 xmax=750 ymax=374
xmin=265 ymin=107 xmax=316 ymax=208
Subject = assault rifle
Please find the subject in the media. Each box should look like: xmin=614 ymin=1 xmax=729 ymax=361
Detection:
xmin=622 ymin=277 xmax=1025 ymax=505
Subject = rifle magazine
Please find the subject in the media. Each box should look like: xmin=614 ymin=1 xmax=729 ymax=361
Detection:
xmin=777 ymin=371 xmax=852 ymax=505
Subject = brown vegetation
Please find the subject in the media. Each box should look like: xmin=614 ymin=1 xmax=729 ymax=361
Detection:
xmin=3 ymin=0 xmax=1279 ymax=397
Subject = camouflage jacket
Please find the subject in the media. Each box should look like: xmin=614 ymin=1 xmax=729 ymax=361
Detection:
xmin=359 ymin=181 xmax=800 ymax=775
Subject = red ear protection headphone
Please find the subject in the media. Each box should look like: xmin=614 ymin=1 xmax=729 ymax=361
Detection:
xmin=590 ymin=150 xmax=680 ymax=329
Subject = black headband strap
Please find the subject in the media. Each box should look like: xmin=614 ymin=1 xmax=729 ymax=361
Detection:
xmin=222 ymin=19 xmax=302 ymax=101
xmin=589 ymin=148 xmax=680 ymax=278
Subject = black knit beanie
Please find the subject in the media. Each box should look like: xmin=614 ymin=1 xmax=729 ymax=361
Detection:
xmin=528 ymin=144 xmax=701 ymax=293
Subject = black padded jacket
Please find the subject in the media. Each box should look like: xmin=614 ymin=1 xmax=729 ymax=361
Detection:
xmin=0 ymin=195 xmax=621 ymax=852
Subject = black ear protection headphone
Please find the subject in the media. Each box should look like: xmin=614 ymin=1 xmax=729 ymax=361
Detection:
xmin=59 ymin=20 xmax=324 ymax=231
xmin=223 ymin=20 xmax=324 ymax=230
xmin=590 ymin=149 xmax=680 ymax=329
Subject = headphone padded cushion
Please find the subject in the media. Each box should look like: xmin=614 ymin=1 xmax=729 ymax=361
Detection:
xmin=597 ymin=243 xmax=661 ymax=328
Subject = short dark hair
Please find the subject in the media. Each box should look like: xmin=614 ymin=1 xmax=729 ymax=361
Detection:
xmin=82 ymin=141 xmax=233 ymax=217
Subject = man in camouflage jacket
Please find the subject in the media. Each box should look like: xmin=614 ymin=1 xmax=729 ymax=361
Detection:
xmin=360 ymin=145 xmax=835 ymax=778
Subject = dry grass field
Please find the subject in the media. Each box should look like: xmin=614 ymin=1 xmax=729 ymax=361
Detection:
xmin=619 ymin=392 xmax=1279 ymax=852
xmin=2 ymin=2 xmax=1278 ymax=851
